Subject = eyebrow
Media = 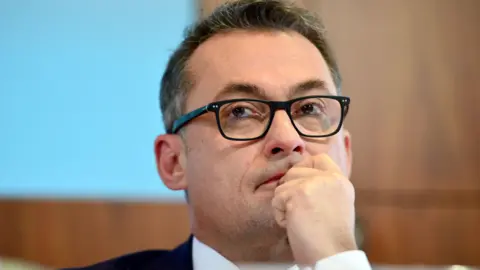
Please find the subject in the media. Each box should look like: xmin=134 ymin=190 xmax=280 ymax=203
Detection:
xmin=213 ymin=79 xmax=331 ymax=101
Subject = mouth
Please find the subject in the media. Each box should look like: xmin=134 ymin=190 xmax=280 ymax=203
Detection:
xmin=257 ymin=172 xmax=286 ymax=189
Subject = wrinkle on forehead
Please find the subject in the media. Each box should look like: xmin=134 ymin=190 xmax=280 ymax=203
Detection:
xmin=186 ymin=29 xmax=335 ymax=110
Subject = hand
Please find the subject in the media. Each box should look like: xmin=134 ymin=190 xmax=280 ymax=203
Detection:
xmin=272 ymin=154 xmax=357 ymax=266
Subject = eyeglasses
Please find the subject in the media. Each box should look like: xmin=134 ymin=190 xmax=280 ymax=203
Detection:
xmin=168 ymin=95 xmax=350 ymax=141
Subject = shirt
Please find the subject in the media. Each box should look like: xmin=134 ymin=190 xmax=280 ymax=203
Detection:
xmin=192 ymin=237 xmax=372 ymax=270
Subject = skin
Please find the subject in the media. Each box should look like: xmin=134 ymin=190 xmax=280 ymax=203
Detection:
xmin=155 ymin=30 xmax=355 ymax=265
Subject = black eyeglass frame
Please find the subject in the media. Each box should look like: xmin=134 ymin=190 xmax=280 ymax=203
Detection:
xmin=167 ymin=95 xmax=350 ymax=141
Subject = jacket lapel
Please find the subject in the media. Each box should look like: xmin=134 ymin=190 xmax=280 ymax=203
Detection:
xmin=143 ymin=236 xmax=194 ymax=270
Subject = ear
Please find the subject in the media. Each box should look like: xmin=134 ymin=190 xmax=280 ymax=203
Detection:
xmin=343 ymin=129 xmax=353 ymax=178
xmin=154 ymin=134 xmax=187 ymax=191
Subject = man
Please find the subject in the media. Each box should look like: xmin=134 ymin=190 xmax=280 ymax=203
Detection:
xmin=65 ymin=0 xmax=371 ymax=269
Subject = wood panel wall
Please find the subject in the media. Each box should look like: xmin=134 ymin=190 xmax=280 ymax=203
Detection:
xmin=1 ymin=0 xmax=479 ymax=268
xmin=0 ymin=200 xmax=191 ymax=268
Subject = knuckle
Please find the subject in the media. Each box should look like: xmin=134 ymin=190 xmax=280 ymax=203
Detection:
xmin=298 ymin=180 xmax=315 ymax=196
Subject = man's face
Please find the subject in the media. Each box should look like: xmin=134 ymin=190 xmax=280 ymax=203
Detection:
xmin=173 ymin=30 xmax=351 ymax=244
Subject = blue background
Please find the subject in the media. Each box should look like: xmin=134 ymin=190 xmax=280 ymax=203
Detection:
xmin=0 ymin=0 xmax=194 ymax=200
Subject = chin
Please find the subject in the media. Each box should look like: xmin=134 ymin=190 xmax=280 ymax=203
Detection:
xmin=246 ymin=214 xmax=284 ymax=237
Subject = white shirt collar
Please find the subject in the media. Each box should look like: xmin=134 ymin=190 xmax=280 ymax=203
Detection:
xmin=192 ymin=236 xmax=239 ymax=270
xmin=192 ymin=236 xmax=298 ymax=270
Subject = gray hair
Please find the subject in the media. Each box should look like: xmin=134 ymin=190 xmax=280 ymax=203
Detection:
xmin=159 ymin=0 xmax=342 ymax=132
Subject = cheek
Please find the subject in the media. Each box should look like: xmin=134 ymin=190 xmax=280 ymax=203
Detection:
xmin=307 ymin=136 xmax=347 ymax=171
xmin=327 ymin=136 xmax=348 ymax=173
xmin=184 ymin=132 xmax=257 ymax=193
xmin=184 ymin=148 xmax=229 ymax=207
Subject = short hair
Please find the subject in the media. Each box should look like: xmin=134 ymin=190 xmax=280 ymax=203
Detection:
xmin=159 ymin=0 xmax=342 ymax=132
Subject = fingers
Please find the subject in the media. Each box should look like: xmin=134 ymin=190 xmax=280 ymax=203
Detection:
xmin=275 ymin=169 xmax=323 ymax=194
xmin=278 ymin=167 xmax=318 ymax=184
xmin=271 ymin=188 xmax=290 ymax=228
xmin=272 ymin=154 xmax=349 ymax=229
xmin=293 ymin=154 xmax=343 ymax=175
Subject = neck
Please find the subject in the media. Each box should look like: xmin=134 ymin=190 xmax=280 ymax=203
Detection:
xmin=193 ymin=228 xmax=294 ymax=263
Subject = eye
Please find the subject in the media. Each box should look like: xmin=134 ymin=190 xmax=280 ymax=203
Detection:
xmin=301 ymin=103 xmax=317 ymax=114
xmin=293 ymin=100 xmax=326 ymax=116
xmin=230 ymin=106 xmax=254 ymax=118
xmin=220 ymin=101 xmax=267 ymax=120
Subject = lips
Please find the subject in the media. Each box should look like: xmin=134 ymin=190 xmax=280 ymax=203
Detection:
xmin=259 ymin=172 xmax=286 ymax=187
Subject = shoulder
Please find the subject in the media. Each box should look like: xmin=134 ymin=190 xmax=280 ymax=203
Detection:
xmin=61 ymin=237 xmax=193 ymax=270
xmin=61 ymin=249 xmax=171 ymax=270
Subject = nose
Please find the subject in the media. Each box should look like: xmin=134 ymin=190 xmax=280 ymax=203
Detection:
xmin=263 ymin=110 xmax=305 ymax=158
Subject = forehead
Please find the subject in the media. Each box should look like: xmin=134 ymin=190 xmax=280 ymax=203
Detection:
xmin=186 ymin=30 xmax=335 ymax=109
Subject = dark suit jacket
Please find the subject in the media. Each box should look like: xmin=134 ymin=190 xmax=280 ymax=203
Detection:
xmin=62 ymin=236 xmax=194 ymax=270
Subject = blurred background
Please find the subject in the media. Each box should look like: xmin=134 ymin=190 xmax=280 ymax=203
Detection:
xmin=1 ymin=0 xmax=479 ymax=269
